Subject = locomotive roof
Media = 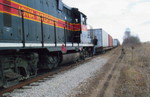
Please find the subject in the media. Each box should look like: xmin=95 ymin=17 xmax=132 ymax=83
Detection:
xmin=63 ymin=3 xmax=72 ymax=10
xmin=63 ymin=2 xmax=87 ymax=17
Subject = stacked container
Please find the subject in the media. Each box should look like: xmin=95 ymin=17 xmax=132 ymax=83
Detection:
xmin=93 ymin=28 xmax=109 ymax=48
xmin=113 ymin=39 xmax=120 ymax=47
xmin=108 ymin=34 xmax=113 ymax=47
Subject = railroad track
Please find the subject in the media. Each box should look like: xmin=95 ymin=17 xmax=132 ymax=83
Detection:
xmin=0 ymin=54 xmax=99 ymax=97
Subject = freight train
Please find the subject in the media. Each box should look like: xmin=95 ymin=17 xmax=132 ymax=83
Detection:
xmin=0 ymin=0 xmax=119 ymax=88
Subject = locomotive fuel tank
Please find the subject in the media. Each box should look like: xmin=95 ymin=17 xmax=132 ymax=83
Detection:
xmin=60 ymin=52 xmax=80 ymax=65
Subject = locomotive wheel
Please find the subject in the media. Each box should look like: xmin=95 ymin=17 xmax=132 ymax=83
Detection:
xmin=80 ymin=50 xmax=85 ymax=60
xmin=47 ymin=55 xmax=60 ymax=68
xmin=38 ymin=53 xmax=61 ymax=70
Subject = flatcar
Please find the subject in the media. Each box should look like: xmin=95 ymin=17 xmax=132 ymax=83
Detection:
xmin=0 ymin=0 xmax=93 ymax=88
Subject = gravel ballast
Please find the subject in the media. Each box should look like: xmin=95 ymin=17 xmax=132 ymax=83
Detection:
xmin=5 ymin=56 xmax=109 ymax=97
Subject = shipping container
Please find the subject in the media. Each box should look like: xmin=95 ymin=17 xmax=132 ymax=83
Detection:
xmin=92 ymin=28 xmax=109 ymax=47
xmin=102 ymin=29 xmax=109 ymax=47
xmin=108 ymin=34 xmax=113 ymax=47
xmin=92 ymin=29 xmax=102 ymax=47
xmin=113 ymin=39 xmax=119 ymax=47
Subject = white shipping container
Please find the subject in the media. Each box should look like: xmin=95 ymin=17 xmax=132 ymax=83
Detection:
xmin=93 ymin=29 xmax=102 ymax=47
xmin=102 ymin=29 xmax=109 ymax=47
xmin=113 ymin=39 xmax=119 ymax=47
xmin=93 ymin=29 xmax=109 ymax=47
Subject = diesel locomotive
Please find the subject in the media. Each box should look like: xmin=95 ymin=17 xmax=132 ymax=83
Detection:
xmin=0 ymin=0 xmax=94 ymax=88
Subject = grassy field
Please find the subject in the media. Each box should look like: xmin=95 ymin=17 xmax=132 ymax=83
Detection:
xmin=114 ymin=43 xmax=150 ymax=97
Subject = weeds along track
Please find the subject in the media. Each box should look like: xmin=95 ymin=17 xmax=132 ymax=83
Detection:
xmin=0 ymin=53 xmax=101 ymax=96
xmin=114 ymin=44 xmax=150 ymax=97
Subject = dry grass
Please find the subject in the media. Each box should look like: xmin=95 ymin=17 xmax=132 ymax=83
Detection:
xmin=114 ymin=43 xmax=150 ymax=97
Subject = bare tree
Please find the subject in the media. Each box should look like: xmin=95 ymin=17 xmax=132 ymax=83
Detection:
xmin=123 ymin=28 xmax=141 ymax=46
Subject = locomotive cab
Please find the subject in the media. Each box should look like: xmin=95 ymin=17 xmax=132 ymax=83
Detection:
xmin=80 ymin=14 xmax=92 ymax=44
xmin=71 ymin=8 xmax=89 ymax=44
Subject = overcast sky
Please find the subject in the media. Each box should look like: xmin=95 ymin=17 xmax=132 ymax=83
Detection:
xmin=63 ymin=0 xmax=150 ymax=43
